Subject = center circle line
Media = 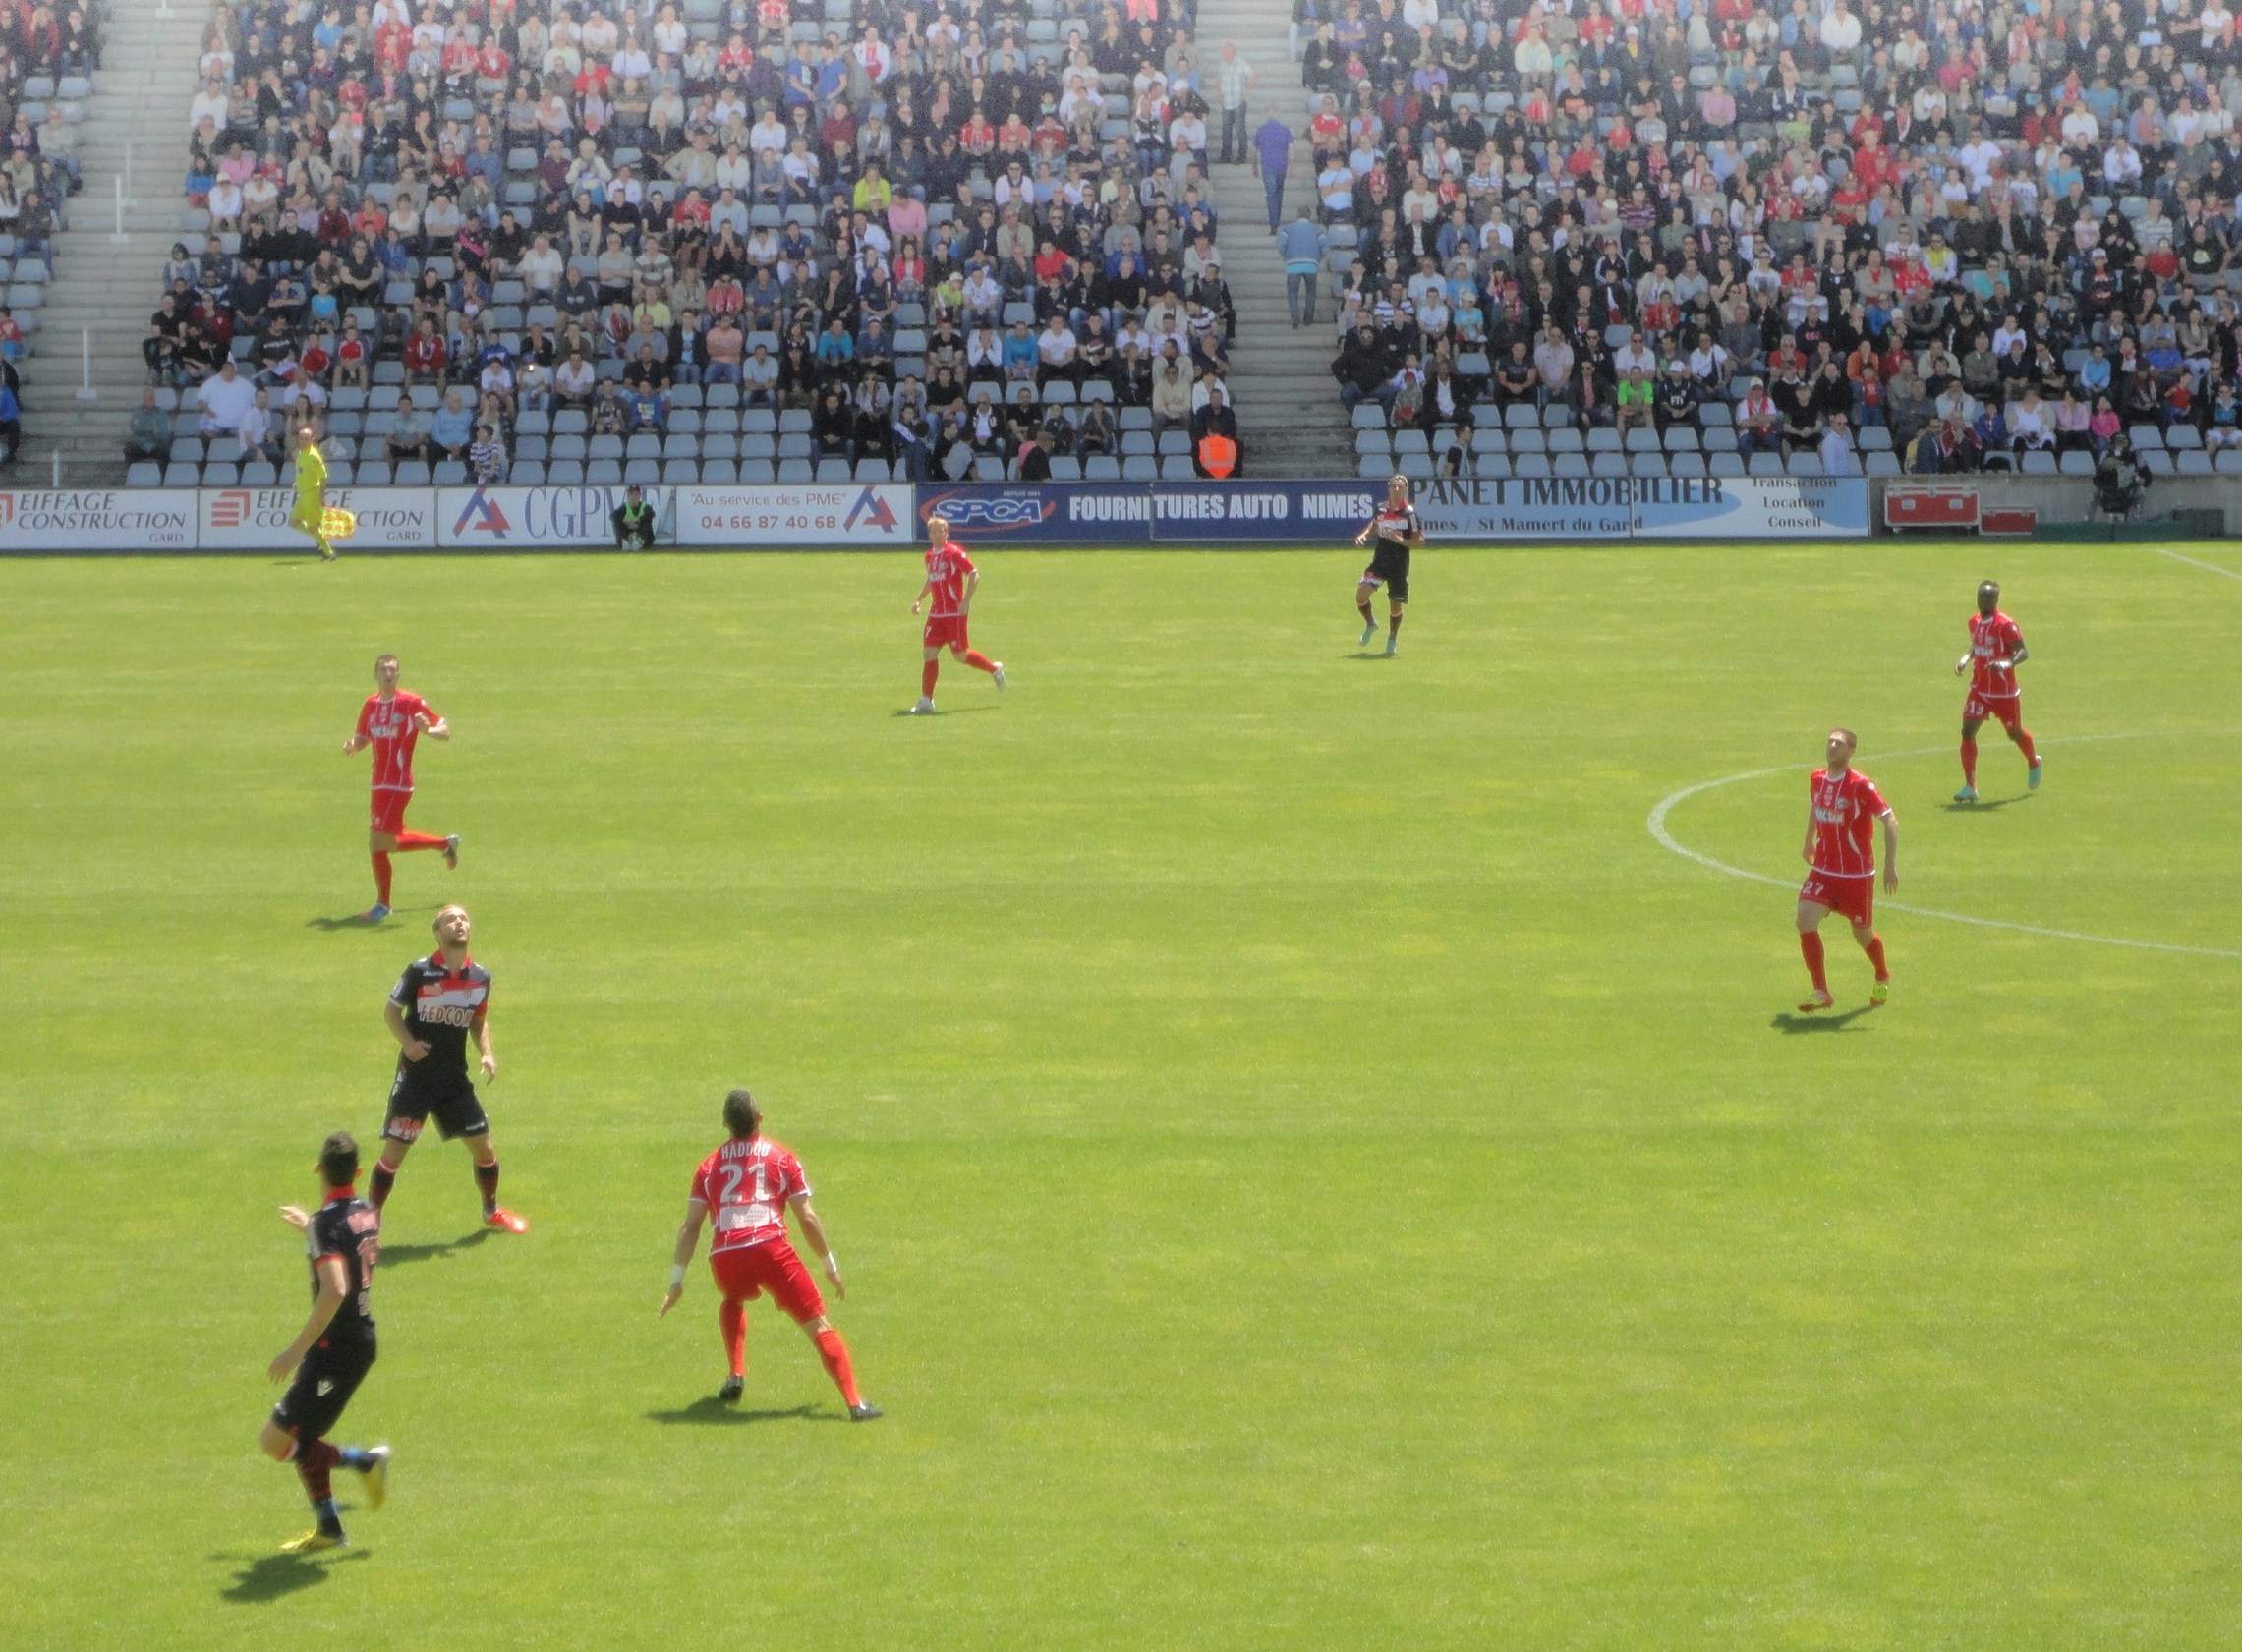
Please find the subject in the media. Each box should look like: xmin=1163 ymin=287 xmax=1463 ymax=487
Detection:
xmin=1646 ymin=731 xmax=2242 ymax=961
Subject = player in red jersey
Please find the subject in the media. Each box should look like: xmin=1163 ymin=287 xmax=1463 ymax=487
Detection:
xmin=908 ymin=513 xmax=1005 ymax=713
xmin=343 ymin=653 xmax=460 ymax=922
xmin=1796 ymin=727 xmax=1899 ymax=1012
xmin=659 ymin=1089 xmax=882 ymax=1420
xmin=1953 ymin=580 xmax=2041 ymax=803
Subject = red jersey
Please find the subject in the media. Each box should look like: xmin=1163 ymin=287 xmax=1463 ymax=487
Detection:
xmin=1809 ymin=767 xmax=1890 ymax=879
xmin=358 ymin=691 xmax=434 ymax=793
xmin=691 ymin=1135 xmax=810 ymax=1256
xmin=1967 ymin=610 xmax=2024 ymax=698
xmin=924 ymin=541 xmax=976 ymax=617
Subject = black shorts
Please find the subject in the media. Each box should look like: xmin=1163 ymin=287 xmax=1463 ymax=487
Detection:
xmin=384 ymin=1065 xmax=489 ymax=1143
xmin=1363 ymin=541 xmax=1411 ymax=602
xmin=271 ymin=1334 xmax=376 ymax=1441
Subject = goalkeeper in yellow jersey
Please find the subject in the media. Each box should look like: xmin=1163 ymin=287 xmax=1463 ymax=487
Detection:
xmin=291 ymin=424 xmax=347 ymax=561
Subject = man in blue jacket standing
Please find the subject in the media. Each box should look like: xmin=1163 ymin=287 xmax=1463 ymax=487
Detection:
xmin=1280 ymin=208 xmax=1327 ymax=329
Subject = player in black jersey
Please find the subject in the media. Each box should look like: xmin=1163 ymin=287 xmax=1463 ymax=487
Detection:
xmin=259 ymin=1130 xmax=391 ymax=1554
xmin=1352 ymin=473 xmax=1423 ymax=657
xmin=368 ymin=904 xmax=527 ymax=1233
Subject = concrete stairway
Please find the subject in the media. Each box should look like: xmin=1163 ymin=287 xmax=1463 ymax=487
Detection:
xmin=1191 ymin=0 xmax=1352 ymax=479
xmin=16 ymin=0 xmax=210 ymax=486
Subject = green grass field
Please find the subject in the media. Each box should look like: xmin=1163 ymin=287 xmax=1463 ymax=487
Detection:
xmin=2 ymin=541 xmax=2238 ymax=1650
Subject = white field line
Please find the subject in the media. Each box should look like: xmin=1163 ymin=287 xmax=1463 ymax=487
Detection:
xmin=1646 ymin=733 xmax=2242 ymax=961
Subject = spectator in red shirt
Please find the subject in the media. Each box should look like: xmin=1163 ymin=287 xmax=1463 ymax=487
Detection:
xmin=403 ymin=317 xmax=448 ymax=384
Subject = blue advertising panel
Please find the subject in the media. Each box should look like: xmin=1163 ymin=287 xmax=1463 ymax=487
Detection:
xmin=916 ymin=482 xmax=1152 ymax=542
xmin=1148 ymin=480 xmax=1381 ymax=541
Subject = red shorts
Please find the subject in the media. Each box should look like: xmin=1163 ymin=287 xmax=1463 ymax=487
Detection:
xmin=1800 ymin=871 xmax=1874 ymax=927
xmin=710 ymin=1239 xmax=825 ymax=1323
xmin=1964 ymin=689 xmax=2022 ymax=728
xmin=923 ymin=614 xmax=969 ymax=650
xmin=370 ymin=788 xmax=412 ymax=835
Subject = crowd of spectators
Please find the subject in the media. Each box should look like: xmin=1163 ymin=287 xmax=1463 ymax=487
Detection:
xmin=0 ymin=3 xmax=103 ymax=466
xmin=130 ymin=0 xmax=1258 ymax=485
xmin=1308 ymin=0 xmax=2242 ymax=484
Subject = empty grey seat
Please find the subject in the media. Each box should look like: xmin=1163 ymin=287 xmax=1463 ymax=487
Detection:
xmin=624 ymin=458 xmax=661 ymax=484
xmin=1747 ymin=451 xmax=1786 ymax=477
xmin=776 ymin=458 xmax=814 ymax=482
xmin=509 ymin=460 xmax=546 ymax=484
xmin=587 ymin=459 xmax=624 ymax=484
xmin=814 ymin=458 xmax=851 ymax=481
xmin=662 ymin=459 xmax=700 ymax=484
xmin=545 ymin=459 xmax=585 ymax=484
xmin=126 ymin=461 xmax=161 ymax=486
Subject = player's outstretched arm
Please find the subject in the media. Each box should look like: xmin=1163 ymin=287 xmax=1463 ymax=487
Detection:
xmin=1880 ymin=810 xmax=1900 ymax=890
xmin=910 ymin=576 xmax=934 ymax=615
xmin=270 ymin=1256 xmax=348 ymax=1383
xmin=2007 ymin=641 xmax=2029 ymax=667
xmin=789 ymin=1194 xmax=844 ymax=1298
xmin=279 ymin=1204 xmax=312 ymax=1229
xmin=1955 ymin=653 xmax=1972 ymax=675
xmin=659 ymin=1199 xmax=709 ymax=1316
xmin=343 ymin=731 xmax=369 ymax=754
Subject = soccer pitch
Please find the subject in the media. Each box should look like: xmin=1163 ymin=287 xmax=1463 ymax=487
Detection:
xmin=2 ymin=541 xmax=2238 ymax=1649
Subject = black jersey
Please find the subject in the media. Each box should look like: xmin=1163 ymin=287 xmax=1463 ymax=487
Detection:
xmin=388 ymin=952 xmax=491 ymax=1083
xmin=306 ymin=1190 xmax=380 ymax=1342
xmin=1368 ymin=502 xmax=1422 ymax=547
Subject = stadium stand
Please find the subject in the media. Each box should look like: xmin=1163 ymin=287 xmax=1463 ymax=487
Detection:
xmin=0 ymin=1 xmax=104 ymax=466
xmin=1313 ymin=0 xmax=2242 ymax=484
xmin=130 ymin=0 xmax=1251 ymax=486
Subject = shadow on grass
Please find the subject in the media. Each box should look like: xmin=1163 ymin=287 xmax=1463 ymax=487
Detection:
xmin=1943 ymin=793 xmax=2034 ymax=813
xmin=379 ymin=1227 xmax=493 ymax=1267
xmin=890 ymin=704 xmax=1002 ymax=717
xmin=1769 ymin=1007 xmax=1876 ymax=1033
xmin=645 ymin=1397 xmax=838 ymax=1426
xmin=217 ymin=1546 xmax=370 ymax=1603
xmin=1344 ymin=650 xmax=1398 ymax=660
xmin=305 ymin=903 xmax=442 ymax=931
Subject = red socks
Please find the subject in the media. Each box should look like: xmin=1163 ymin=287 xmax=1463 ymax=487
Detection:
xmin=960 ymin=649 xmax=996 ymax=673
xmin=719 ymin=1299 xmax=748 ymax=1379
xmin=370 ymin=1160 xmax=397 ymax=1209
xmin=813 ymin=1328 xmax=863 ymax=1407
xmin=921 ymin=658 xmax=939 ymax=697
xmin=1960 ymin=737 xmax=1978 ymax=786
xmin=394 ymin=830 xmax=447 ymax=851
xmin=372 ymin=852 xmax=393 ymax=905
xmin=2015 ymin=727 xmax=2039 ymax=766
xmin=1862 ymin=934 xmax=1889 ymax=981
xmin=1800 ymin=931 xmax=1828 ymax=992
xmin=294 ymin=1438 xmax=339 ymax=1502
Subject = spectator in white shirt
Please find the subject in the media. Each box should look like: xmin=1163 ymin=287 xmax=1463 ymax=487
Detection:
xmin=196 ymin=360 xmax=257 ymax=434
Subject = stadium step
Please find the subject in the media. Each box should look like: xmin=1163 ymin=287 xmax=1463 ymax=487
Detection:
xmin=1189 ymin=0 xmax=1353 ymax=481
xmin=11 ymin=6 xmax=211 ymax=486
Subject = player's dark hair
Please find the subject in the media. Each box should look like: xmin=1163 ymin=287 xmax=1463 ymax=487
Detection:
xmin=723 ymin=1089 xmax=762 ymax=1139
xmin=320 ymin=1131 xmax=360 ymax=1187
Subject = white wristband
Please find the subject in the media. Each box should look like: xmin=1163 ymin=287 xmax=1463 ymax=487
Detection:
xmin=668 ymin=1263 xmax=686 ymax=1289
xmin=824 ymin=1252 xmax=838 ymax=1272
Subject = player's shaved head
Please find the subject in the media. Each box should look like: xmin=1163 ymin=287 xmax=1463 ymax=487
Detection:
xmin=723 ymin=1089 xmax=762 ymax=1139
xmin=1978 ymin=580 xmax=2000 ymax=613
xmin=320 ymin=1130 xmax=361 ymax=1188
